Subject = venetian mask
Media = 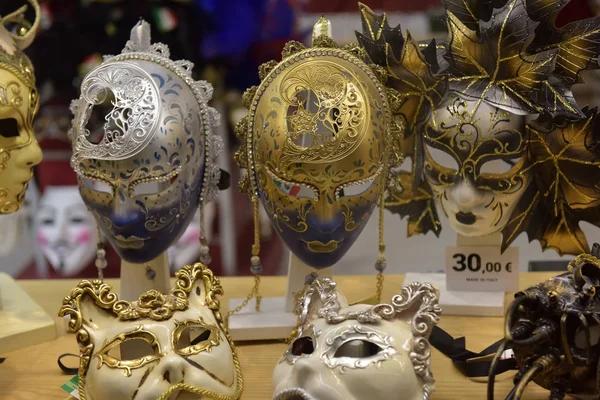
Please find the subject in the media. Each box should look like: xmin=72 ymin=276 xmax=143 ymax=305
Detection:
xmin=273 ymin=278 xmax=441 ymax=400
xmin=58 ymin=263 xmax=243 ymax=400
xmin=36 ymin=186 xmax=97 ymax=276
xmin=235 ymin=18 xmax=394 ymax=268
xmin=424 ymin=95 xmax=531 ymax=236
xmin=358 ymin=0 xmax=600 ymax=255
xmin=69 ymin=21 xmax=222 ymax=263
xmin=0 ymin=0 xmax=42 ymax=214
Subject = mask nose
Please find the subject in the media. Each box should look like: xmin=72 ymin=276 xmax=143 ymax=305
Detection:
xmin=293 ymin=358 xmax=320 ymax=388
xmin=14 ymin=140 xmax=43 ymax=167
xmin=110 ymin=188 xmax=143 ymax=229
xmin=448 ymin=180 xmax=485 ymax=209
xmin=159 ymin=354 xmax=185 ymax=386
xmin=306 ymin=199 xmax=343 ymax=234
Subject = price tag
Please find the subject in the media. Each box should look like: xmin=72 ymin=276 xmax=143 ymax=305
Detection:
xmin=445 ymin=246 xmax=519 ymax=292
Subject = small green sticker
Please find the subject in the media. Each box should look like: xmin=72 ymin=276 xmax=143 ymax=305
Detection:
xmin=61 ymin=375 xmax=79 ymax=399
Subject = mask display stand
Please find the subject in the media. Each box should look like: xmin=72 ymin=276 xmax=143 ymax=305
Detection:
xmin=228 ymin=253 xmax=333 ymax=341
xmin=0 ymin=273 xmax=56 ymax=353
xmin=404 ymin=233 xmax=506 ymax=316
xmin=118 ymin=252 xmax=170 ymax=361
xmin=119 ymin=253 xmax=171 ymax=302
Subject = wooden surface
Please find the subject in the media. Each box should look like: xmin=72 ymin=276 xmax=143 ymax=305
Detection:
xmin=0 ymin=273 xmax=56 ymax=354
xmin=1 ymin=272 xmax=558 ymax=400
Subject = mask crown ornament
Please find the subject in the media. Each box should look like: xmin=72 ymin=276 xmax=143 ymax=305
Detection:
xmin=235 ymin=15 xmax=401 ymax=271
xmin=69 ymin=20 xmax=223 ymax=263
xmin=58 ymin=263 xmax=243 ymax=400
xmin=0 ymin=0 xmax=42 ymax=214
xmin=273 ymin=278 xmax=441 ymax=400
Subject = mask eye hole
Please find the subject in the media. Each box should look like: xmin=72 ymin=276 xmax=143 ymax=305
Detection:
xmin=425 ymin=144 xmax=459 ymax=171
xmin=336 ymin=176 xmax=377 ymax=199
xmin=81 ymin=177 xmax=112 ymax=194
xmin=0 ymin=118 xmax=20 ymax=138
xmin=108 ymin=338 xmax=157 ymax=361
xmin=132 ymin=173 xmax=179 ymax=197
xmin=173 ymin=321 xmax=220 ymax=356
xmin=291 ymin=337 xmax=314 ymax=356
xmin=333 ymin=340 xmax=383 ymax=358
xmin=274 ymin=179 xmax=317 ymax=199
xmin=97 ymin=330 xmax=161 ymax=373
xmin=480 ymin=158 xmax=521 ymax=174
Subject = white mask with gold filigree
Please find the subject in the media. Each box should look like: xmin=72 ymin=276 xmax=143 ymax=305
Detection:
xmin=59 ymin=264 xmax=242 ymax=400
xmin=273 ymin=278 xmax=441 ymax=400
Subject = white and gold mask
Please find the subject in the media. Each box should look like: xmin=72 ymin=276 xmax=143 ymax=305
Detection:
xmin=59 ymin=263 xmax=242 ymax=400
xmin=424 ymin=95 xmax=531 ymax=236
xmin=273 ymin=278 xmax=441 ymax=400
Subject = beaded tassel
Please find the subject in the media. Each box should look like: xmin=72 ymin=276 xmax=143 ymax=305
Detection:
xmin=94 ymin=225 xmax=107 ymax=280
xmin=199 ymin=203 xmax=212 ymax=265
xmin=374 ymin=193 xmax=386 ymax=303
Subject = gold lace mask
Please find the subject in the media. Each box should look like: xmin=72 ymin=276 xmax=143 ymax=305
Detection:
xmin=236 ymin=18 xmax=394 ymax=268
xmin=0 ymin=0 xmax=41 ymax=214
xmin=59 ymin=264 xmax=242 ymax=400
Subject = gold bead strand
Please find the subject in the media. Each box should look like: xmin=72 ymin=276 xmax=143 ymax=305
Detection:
xmin=374 ymin=193 xmax=386 ymax=303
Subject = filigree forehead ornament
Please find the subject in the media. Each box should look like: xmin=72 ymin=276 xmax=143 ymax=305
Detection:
xmin=69 ymin=20 xmax=223 ymax=202
xmin=59 ymin=263 xmax=224 ymax=327
xmin=293 ymin=278 xmax=442 ymax=397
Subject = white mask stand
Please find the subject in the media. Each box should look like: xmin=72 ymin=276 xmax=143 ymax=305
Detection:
xmin=228 ymin=253 xmax=333 ymax=341
xmin=404 ymin=232 xmax=510 ymax=316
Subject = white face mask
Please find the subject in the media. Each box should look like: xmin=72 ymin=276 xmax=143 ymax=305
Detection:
xmin=273 ymin=279 xmax=441 ymax=400
xmin=59 ymin=264 xmax=243 ymax=400
xmin=425 ymin=96 xmax=531 ymax=236
xmin=36 ymin=186 xmax=97 ymax=276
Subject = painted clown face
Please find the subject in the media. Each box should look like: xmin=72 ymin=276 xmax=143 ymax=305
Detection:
xmin=424 ymin=96 xmax=531 ymax=236
xmin=273 ymin=278 xmax=441 ymax=400
xmin=36 ymin=186 xmax=97 ymax=276
xmin=59 ymin=264 xmax=242 ymax=400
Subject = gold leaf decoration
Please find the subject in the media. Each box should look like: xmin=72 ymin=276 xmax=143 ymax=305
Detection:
xmin=446 ymin=0 xmax=581 ymax=116
xmin=385 ymin=173 xmax=441 ymax=237
xmin=502 ymin=108 xmax=600 ymax=254
xmin=527 ymin=0 xmax=600 ymax=84
xmin=357 ymin=3 xmax=447 ymax=136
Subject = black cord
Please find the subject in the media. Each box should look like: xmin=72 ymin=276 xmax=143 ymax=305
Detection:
xmin=57 ymin=353 xmax=79 ymax=375
xmin=429 ymin=326 xmax=518 ymax=378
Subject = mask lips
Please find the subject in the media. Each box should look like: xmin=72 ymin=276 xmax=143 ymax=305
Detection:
xmin=273 ymin=388 xmax=317 ymax=400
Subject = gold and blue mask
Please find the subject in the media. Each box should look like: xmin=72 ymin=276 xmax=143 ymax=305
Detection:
xmin=235 ymin=18 xmax=395 ymax=269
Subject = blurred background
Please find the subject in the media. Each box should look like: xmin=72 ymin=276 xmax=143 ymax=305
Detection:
xmin=1 ymin=0 xmax=600 ymax=280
